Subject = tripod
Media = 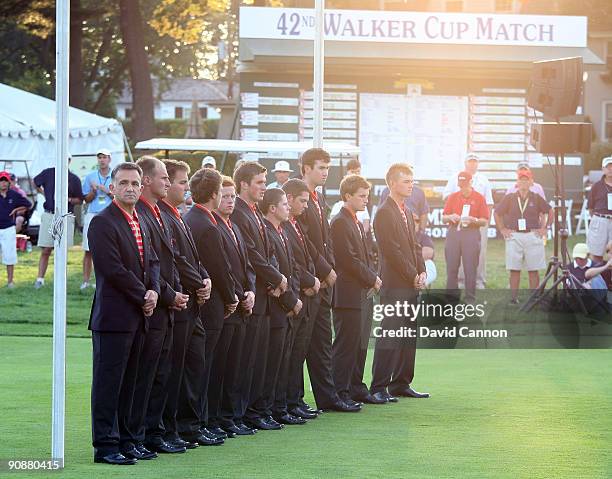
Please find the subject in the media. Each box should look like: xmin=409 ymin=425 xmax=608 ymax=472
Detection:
xmin=520 ymin=153 xmax=588 ymax=314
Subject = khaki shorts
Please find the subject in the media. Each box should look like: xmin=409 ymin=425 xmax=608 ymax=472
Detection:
xmin=505 ymin=231 xmax=546 ymax=271
xmin=587 ymin=215 xmax=612 ymax=257
xmin=81 ymin=211 xmax=97 ymax=252
xmin=38 ymin=211 xmax=75 ymax=248
xmin=0 ymin=226 xmax=17 ymax=265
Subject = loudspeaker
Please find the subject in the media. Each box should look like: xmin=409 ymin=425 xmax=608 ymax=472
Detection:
xmin=527 ymin=57 xmax=583 ymax=119
xmin=530 ymin=122 xmax=591 ymax=154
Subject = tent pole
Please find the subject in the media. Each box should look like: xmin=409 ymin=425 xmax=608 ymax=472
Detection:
xmin=52 ymin=0 xmax=69 ymax=469
xmin=313 ymin=0 xmax=324 ymax=149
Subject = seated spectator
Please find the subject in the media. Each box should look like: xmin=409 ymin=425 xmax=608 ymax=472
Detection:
xmin=585 ymin=241 xmax=612 ymax=305
xmin=567 ymin=243 xmax=610 ymax=315
xmin=9 ymin=173 xmax=28 ymax=233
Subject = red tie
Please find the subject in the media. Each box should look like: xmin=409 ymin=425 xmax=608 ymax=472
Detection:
xmin=250 ymin=203 xmax=265 ymax=238
xmin=311 ymin=191 xmax=323 ymax=225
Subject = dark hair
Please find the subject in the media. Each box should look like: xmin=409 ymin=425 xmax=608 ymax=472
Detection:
xmin=221 ymin=175 xmax=235 ymax=188
xmin=282 ymin=178 xmax=310 ymax=198
xmin=385 ymin=163 xmax=413 ymax=187
xmin=233 ymin=161 xmax=267 ymax=194
xmin=260 ymin=188 xmax=286 ymax=215
xmin=346 ymin=158 xmax=361 ymax=172
xmin=190 ymin=168 xmax=222 ymax=204
xmin=111 ymin=162 xmax=143 ymax=181
xmin=136 ymin=156 xmax=164 ymax=178
xmin=163 ymin=159 xmax=190 ymax=182
xmin=300 ymin=148 xmax=330 ymax=174
xmin=339 ymin=174 xmax=371 ymax=201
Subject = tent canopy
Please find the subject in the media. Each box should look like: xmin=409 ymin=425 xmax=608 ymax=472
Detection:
xmin=0 ymin=83 xmax=125 ymax=176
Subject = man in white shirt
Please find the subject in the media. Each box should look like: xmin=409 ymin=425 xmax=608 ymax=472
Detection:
xmin=443 ymin=153 xmax=493 ymax=289
xmin=330 ymin=159 xmax=370 ymax=233
xmin=267 ymin=160 xmax=293 ymax=189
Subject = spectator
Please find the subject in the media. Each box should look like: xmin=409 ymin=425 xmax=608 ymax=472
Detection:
xmin=443 ymin=153 xmax=493 ymax=289
xmin=267 ymin=160 xmax=294 ymax=189
xmin=331 ymin=159 xmax=371 ymax=233
xmin=0 ymin=171 xmax=32 ymax=288
xmin=201 ymin=156 xmax=217 ymax=170
xmin=9 ymin=173 xmax=28 ymax=233
xmin=494 ymin=169 xmax=552 ymax=304
xmin=442 ymin=171 xmax=489 ymax=302
xmin=505 ymin=162 xmax=546 ymax=200
xmin=587 ymin=156 xmax=612 ymax=263
xmin=32 ymin=160 xmax=83 ymax=289
xmin=585 ymin=241 xmax=612 ymax=308
xmin=80 ymin=149 xmax=113 ymax=290
xmin=567 ymin=243 xmax=609 ymax=314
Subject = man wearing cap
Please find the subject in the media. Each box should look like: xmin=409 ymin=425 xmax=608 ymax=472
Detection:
xmin=505 ymin=163 xmax=546 ymax=200
xmin=8 ymin=174 xmax=28 ymax=233
xmin=268 ymin=161 xmax=294 ymax=189
xmin=568 ymin=243 xmax=609 ymax=310
xmin=0 ymin=171 xmax=32 ymax=288
xmin=201 ymin=156 xmax=217 ymax=170
xmin=442 ymin=171 xmax=490 ymax=302
xmin=443 ymin=154 xmax=493 ymax=289
xmin=587 ymin=156 xmax=612 ymax=263
xmin=81 ymin=149 xmax=113 ymax=291
xmin=495 ymin=170 xmax=552 ymax=304
xmin=33 ymin=161 xmax=83 ymax=289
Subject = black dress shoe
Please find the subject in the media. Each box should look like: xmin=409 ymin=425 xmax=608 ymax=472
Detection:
xmin=290 ymin=407 xmax=318 ymax=420
xmin=382 ymin=391 xmax=399 ymax=403
xmin=206 ymin=426 xmax=229 ymax=439
xmin=122 ymin=446 xmax=156 ymax=461
xmin=192 ymin=433 xmax=224 ymax=446
xmin=94 ymin=452 xmax=137 ymax=465
xmin=224 ymin=423 xmax=256 ymax=436
xmin=236 ymin=421 xmax=257 ymax=433
xmin=145 ymin=441 xmax=186 ymax=454
xmin=357 ymin=393 xmax=387 ymax=405
xmin=322 ymin=400 xmax=361 ymax=412
xmin=392 ymin=387 xmax=430 ymax=398
xmin=371 ymin=391 xmax=392 ymax=403
xmin=263 ymin=416 xmax=284 ymax=429
xmin=220 ymin=426 xmax=237 ymax=438
xmin=343 ymin=398 xmax=363 ymax=408
xmin=275 ymin=414 xmax=307 ymax=425
xmin=167 ymin=438 xmax=198 ymax=449
xmin=136 ymin=444 xmax=158 ymax=459
xmin=246 ymin=417 xmax=282 ymax=430
xmin=299 ymin=401 xmax=318 ymax=414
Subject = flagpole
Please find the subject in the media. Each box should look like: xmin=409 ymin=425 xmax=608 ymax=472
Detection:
xmin=313 ymin=0 xmax=324 ymax=148
xmin=52 ymin=0 xmax=70 ymax=468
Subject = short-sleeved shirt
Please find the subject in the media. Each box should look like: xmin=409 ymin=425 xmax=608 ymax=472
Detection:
xmin=443 ymin=171 xmax=494 ymax=205
xmin=0 ymin=189 xmax=31 ymax=229
xmin=569 ymin=259 xmax=593 ymax=283
xmin=588 ymin=177 xmax=612 ymax=215
xmin=379 ymin=185 xmax=430 ymax=216
xmin=82 ymin=170 xmax=112 ymax=214
xmin=443 ymin=189 xmax=489 ymax=222
xmin=34 ymin=167 xmax=83 ymax=213
xmin=495 ymin=191 xmax=550 ymax=231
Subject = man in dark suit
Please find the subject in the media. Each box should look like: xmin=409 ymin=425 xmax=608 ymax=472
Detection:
xmin=260 ymin=188 xmax=304 ymax=425
xmin=131 ymin=157 xmax=189 ymax=455
xmin=89 ymin=162 xmax=160 ymax=465
xmin=157 ymin=160 xmax=221 ymax=448
xmin=370 ymin=163 xmax=429 ymax=403
xmin=281 ymin=179 xmax=321 ymax=421
xmin=330 ymin=175 xmax=384 ymax=406
xmin=298 ymin=148 xmax=358 ymax=412
xmin=209 ymin=176 xmax=258 ymax=437
xmin=231 ymin=162 xmax=288 ymax=431
xmin=183 ymin=168 xmax=239 ymax=440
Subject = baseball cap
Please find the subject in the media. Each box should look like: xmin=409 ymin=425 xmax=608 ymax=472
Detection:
xmin=457 ymin=171 xmax=472 ymax=185
xmin=572 ymin=243 xmax=589 ymax=259
xmin=602 ymin=156 xmax=612 ymax=168
xmin=96 ymin=148 xmax=112 ymax=156
xmin=465 ymin=153 xmax=479 ymax=163
xmin=0 ymin=171 xmax=10 ymax=181
xmin=517 ymin=169 xmax=532 ymax=180
xmin=517 ymin=162 xmax=530 ymax=170
xmin=272 ymin=160 xmax=293 ymax=173
xmin=202 ymin=156 xmax=216 ymax=168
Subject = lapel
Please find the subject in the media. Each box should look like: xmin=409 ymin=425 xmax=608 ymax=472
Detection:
xmin=109 ymin=202 xmax=141 ymax=265
xmin=161 ymin=202 xmax=199 ymax=258
xmin=340 ymin=207 xmax=366 ymax=260
xmin=237 ymin=196 xmax=268 ymax=251
xmin=138 ymin=200 xmax=173 ymax=253
xmin=213 ymin=211 xmax=242 ymax=259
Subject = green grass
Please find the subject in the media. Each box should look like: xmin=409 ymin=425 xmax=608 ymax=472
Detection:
xmin=0 ymin=338 xmax=610 ymax=478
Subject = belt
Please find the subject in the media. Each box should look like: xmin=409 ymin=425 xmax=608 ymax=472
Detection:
xmin=510 ymin=229 xmax=534 ymax=233
xmin=593 ymin=213 xmax=612 ymax=220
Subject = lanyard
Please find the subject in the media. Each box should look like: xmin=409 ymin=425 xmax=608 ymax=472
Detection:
xmin=517 ymin=195 xmax=529 ymax=218
xmin=97 ymin=171 xmax=110 ymax=188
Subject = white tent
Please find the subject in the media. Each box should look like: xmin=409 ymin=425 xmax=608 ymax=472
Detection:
xmin=0 ymin=82 xmax=125 ymax=177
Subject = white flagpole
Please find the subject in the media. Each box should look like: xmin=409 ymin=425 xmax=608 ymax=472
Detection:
xmin=52 ymin=0 xmax=70 ymax=468
xmin=313 ymin=0 xmax=325 ymax=148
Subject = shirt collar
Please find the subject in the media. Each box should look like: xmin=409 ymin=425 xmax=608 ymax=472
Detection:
xmin=113 ymin=200 xmax=139 ymax=222
xmin=160 ymin=199 xmax=181 ymax=220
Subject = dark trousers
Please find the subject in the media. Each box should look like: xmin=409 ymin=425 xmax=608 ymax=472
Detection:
xmin=305 ymin=292 xmax=339 ymax=408
xmin=239 ymin=315 xmax=263 ymax=420
xmin=350 ymin=299 xmax=374 ymax=400
xmin=258 ymin=323 xmax=288 ymax=417
xmin=370 ymin=292 xmax=417 ymax=395
xmin=287 ymin=298 xmax=316 ymax=410
xmin=162 ymin=303 xmax=199 ymax=441
xmin=245 ymin=315 xmax=271 ymax=420
xmin=91 ymin=328 xmax=144 ymax=457
xmin=199 ymin=327 xmax=221 ymax=429
xmin=273 ymin=319 xmax=296 ymax=416
xmin=445 ymin=227 xmax=481 ymax=302
xmin=208 ymin=321 xmax=241 ymax=428
xmin=176 ymin=318 xmax=206 ymax=440
xmin=332 ymin=307 xmax=362 ymax=401
xmin=219 ymin=320 xmax=247 ymax=427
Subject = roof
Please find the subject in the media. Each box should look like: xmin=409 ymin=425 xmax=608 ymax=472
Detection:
xmin=135 ymin=138 xmax=360 ymax=155
xmin=118 ymin=78 xmax=239 ymax=105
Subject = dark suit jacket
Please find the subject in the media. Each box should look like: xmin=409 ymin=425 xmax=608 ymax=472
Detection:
xmin=230 ymin=197 xmax=284 ymax=316
xmin=185 ymin=205 xmax=236 ymax=330
xmin=373 ymin=197 xmax=426 ymax=295
xmin=159 ymin=200 xmax=210 ymax=322
xmin=263 ymin=218 xmax=299 ymax=327
xmin=88 ymin=202 xmax=160 ymax=332
xmin=213 ymin=211 xmax=256 ymax=323
xmin=330 ymin=207 xmax=378 ymax=309
xmin=297 ymin=189 xmax=334 ymax=282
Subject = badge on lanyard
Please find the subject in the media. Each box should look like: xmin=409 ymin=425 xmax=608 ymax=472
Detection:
xmin=460 ymin=204 xmax=471 ymax=229
xmin=517 ymin=218 xmax=527 ymax=231
xmin=97 ymin=194 xmax=107 ymax=205
xmin=607 ymin=192 xmax=612 ymax=211
xmin=517 ymin=195 xmax=529 ymax=231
